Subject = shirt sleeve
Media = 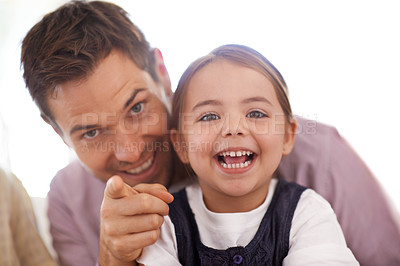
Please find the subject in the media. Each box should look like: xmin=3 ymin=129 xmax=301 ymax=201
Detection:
xmin=48 ymin=177 xmax=94 ymax=266
xmin=283 ymin=189 xmax=359 ymax=266
xmin=136 ymin=215 xmax=181 ymax=266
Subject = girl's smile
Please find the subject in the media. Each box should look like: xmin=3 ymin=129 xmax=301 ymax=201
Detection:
xmin=215 ymin=148 xmax=257 ymax=174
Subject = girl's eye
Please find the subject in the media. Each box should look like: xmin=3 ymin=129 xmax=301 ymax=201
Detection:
xmin=83 ymin=129 xmax=99 ymax=139
xmin=130 ymin=102 xmax=143 ymax=114
xmin=199 ymin=113 xmax=220 ymax=121
xmin=246 ymin=110 xmax=267 ymax=119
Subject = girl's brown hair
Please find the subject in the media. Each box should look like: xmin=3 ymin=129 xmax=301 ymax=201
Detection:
xmin=171 ymin=44 xmax=292 ymax=132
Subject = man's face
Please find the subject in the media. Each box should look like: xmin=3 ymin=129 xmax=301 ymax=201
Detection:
xmin=47 ymin=50 xmax=173 ymax=187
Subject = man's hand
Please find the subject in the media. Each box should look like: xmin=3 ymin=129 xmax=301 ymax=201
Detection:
xmin=98 ymin=175 xmax=174 ymax=265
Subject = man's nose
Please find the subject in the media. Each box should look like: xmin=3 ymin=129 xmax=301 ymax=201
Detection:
xmin=112 ymin=131 xmax=145 ymax=163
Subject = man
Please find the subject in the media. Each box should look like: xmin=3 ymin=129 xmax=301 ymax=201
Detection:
xmin=20 ymin=1 xmax=400 ymax=266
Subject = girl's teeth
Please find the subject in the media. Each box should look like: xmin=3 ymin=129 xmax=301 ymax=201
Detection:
xmin=221 ymin=160 xmax=252 ymax=169
xmin=219 ymin=150 xmax=254 ymax=157
xmin=218 ymin=150 xmax=254 ymax=169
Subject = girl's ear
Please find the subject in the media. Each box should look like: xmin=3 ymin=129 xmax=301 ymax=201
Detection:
xmin=170 ymin=129 xmax=190 ymax=164
xmin=282 ymin=118 xmax=297 ymax=155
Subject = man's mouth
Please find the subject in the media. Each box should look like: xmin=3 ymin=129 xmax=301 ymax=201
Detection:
xmin=124 ymin=153 xmax=155 ymax=175
xmin=216 ymin=150 xmax=255 ymax=169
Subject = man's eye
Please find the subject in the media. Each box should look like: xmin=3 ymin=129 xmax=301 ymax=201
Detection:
xmin=246 ymin=111 xmax=267 ymax=118
xmin=199 ymin=113 xmax=220 ymax=121
xmin=83 ymin=129 xmax=99 ymax=139
xmin=130 ymin=102 xmax=143 ymax=114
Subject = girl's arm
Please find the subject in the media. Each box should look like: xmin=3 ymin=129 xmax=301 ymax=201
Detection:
xmin=136 ymin=215 xmax=180 ymax=265
xmin=283 ymin=189 xmax=359 ymax=266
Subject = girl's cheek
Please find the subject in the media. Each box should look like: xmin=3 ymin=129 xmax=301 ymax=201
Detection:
xmin=184 ymin=134 xmax=212 ymax=154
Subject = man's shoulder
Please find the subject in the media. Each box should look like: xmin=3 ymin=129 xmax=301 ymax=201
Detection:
xmin=51 ymin=160 xmax=89 ymax=185
xmin=49 ymin=159 xmax=105 ymax=198
xmin=278 ymin=117 xmax=346 ymax=188
xmin=295 ymin=116 xmax=340 ymax=146
xmin=290 ymin=116 xmax=345 ymax=162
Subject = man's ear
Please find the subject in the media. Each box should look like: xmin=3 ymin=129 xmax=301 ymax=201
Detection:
xmin=41 ymin=113 xmax=69 ymax=147
xmin=282 ymin=118 xmax=297 ymax=155
xmin=153 ymin=48 xmax=172 ymax=96
xmin=170 ymin=129 xmax=189 ymax=164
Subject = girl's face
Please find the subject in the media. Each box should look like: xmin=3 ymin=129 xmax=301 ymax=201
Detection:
xmin=173 ymin=59 xmax=296 ymax=212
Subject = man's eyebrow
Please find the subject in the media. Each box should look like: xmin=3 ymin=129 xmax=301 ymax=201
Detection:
xmin=241 ymin=96 xmax=273 ymax=105
xmin=192 ymin=99 xmax=222 ymax=111
xmin=70 ymin=124 xmax=98 ymax=136
xmin=69 ymin=89 xmax=147 ymax=136
xmin=123 ymin=88 xmax=146 ymax=111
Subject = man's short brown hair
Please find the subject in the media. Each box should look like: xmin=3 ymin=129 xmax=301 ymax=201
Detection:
xmin=21 ymin=0 xmax=158 ymax=122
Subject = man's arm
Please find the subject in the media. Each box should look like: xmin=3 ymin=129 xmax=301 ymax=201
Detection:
xmin=98 ymin=176 xmax=173 ymax=265
xmin=48 ymin=177 xmax=96 ymax=265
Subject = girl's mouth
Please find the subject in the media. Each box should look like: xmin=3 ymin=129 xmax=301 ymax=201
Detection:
xmin=216 ymin=150 xmax=255 ymax=169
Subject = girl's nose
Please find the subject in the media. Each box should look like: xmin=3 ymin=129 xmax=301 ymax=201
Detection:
xmin=221 ymin=113 xmax=248 ymax=137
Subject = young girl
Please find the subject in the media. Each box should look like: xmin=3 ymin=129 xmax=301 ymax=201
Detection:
xmin=137 ymin=45 xmax=358 ymax=265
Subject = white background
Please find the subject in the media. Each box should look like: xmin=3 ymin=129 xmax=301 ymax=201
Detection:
xmin=0 ymin=0 xmax=399 ymax=213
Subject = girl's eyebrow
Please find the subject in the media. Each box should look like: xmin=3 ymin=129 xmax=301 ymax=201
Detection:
xmin=191 ymin=99 xmax=222 ymax=111
xmin=242 ymin=96 xmax=272 ymax=106
xmin=191 ymin=97 xmax=272 ymax=112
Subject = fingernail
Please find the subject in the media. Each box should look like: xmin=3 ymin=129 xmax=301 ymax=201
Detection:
xmin=107 ymin=177 xmax=116 ymax=192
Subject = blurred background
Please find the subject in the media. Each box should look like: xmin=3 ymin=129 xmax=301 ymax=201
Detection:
xmin=0 ymin=0 xmax=399 ymax=213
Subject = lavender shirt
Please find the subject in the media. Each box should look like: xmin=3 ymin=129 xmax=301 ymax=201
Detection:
xmin=47 ymin=117 xmax=400 ymax=266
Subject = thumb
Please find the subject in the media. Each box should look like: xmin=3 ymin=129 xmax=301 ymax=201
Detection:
xmin=104 ymin=175 xmax=137 ymax=199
